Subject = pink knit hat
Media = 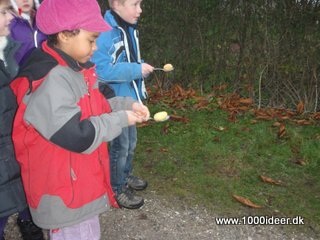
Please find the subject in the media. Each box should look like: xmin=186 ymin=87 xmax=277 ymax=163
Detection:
xmin=36 ymin=0 xmax=111 ymax=35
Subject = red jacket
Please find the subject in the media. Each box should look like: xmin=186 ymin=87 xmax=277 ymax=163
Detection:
xmin=10 ymin=42 xmax=132 ymax=229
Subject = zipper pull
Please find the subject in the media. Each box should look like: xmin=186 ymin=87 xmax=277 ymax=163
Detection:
xmin=86 ymin=79 xmax=90 ymax=96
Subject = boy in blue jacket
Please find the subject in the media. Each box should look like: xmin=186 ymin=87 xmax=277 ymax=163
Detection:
xmin=92 ymin=0 xmax=154 ymax=209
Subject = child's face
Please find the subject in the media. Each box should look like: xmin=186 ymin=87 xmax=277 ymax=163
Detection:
xmin=15 ymin=0 xmax=34 ymax=14
xmin=114 ymin=0 xmax=143 ymax=25
xmin=0 ymin=3 xmax=13 ymax=36
xmin=59 ymin=29 xmax=100 ymax=64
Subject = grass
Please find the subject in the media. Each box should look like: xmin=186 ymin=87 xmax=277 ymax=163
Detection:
xmin=134 ymin=100 xmax=320 ymax=234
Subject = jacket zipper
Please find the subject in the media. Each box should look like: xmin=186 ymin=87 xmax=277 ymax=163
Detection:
xmin=84 ymin=71 xmax=94 ymax=115
xmin=85 ymin=78 xmax=90 ymax=97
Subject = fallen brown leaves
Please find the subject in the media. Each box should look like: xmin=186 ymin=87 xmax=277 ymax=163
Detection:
xmin=147 ymin=84 xmax=319 ymax=127
xmin=260 ymin=175 xmax=282 ymax=186
xmin=218 ymin=94 xmax=253 ymax=112
xmin=277 ymin=123 xmax=286 ymax=139
xmin=147 ymin=84 xmax=317 ymax=210
xmin=169 ymin=114 xmax=189 ymax=123
xmin=290 ymin=157 xmax=307 ymax=166
xmin=148 ymin=84 xmax=212 ymax=111
xmin=232 ymin=195 xmax=262 ymax=208
xmin=296 ymin=101 xmax=304 ymax=115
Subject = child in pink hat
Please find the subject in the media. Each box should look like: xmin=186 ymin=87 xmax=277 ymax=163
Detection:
xmin=11 ymin=0 xmax=150 ymax=239
xmin=0 ymin=0 xmax=44 ymax=239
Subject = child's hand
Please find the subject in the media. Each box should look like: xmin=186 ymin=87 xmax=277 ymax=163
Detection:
xmin=141 ymin=63 xmax=154 ymax=78
xmin=126 ymin=111 xmax=144 ymax=125
xmin=132 ymin=102 xmax=150 ymax=121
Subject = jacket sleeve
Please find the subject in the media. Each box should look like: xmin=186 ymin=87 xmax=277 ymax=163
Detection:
xmin=92 ymin=31 xmax=142 ymax=83
xmin=24 ymin=68 xmax=129 ymax=154
xmin=108 ymin=96 xmax=136 ymax=111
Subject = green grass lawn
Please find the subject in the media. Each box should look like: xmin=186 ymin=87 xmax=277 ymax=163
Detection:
xmin=134 ymin=100 xmax=320 ymax=233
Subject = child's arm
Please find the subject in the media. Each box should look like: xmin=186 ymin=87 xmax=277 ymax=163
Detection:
xmin=92 ymin=32 xmax=143 ymax=82
xmin=23 ymin=70 xmax=139 ymax=154
xmin=108 ymin=96 xmax=150 ymax=120
xmin=108 ymin=96 xmax=135 ymax=111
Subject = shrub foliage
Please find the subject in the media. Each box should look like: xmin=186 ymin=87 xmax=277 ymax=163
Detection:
xmin=98 ymin=0 xmax=320 ymax=111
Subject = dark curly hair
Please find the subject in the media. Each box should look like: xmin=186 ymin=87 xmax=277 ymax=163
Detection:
xmin=47 ymin=29 xmax=80 ymax=46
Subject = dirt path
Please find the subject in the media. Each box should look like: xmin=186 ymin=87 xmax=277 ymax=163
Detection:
xmin=4 ymin=190 xmax=319 ymax=240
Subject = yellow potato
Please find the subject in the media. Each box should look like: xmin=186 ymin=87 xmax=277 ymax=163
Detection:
xmin=163 ymin=64 xmax=174 ymax=72
xmin=153 ymin=111 xmax=168 ymax=122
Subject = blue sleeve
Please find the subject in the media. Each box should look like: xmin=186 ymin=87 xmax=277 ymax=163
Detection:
xmin=92 ymin=31 xmax=142 ymax=83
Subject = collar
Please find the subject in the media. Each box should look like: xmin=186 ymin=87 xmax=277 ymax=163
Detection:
xmin=0 ymin=36 xmax=8 ymax=62
xmin=11 ymin=14 xmax=40 ymax=31
xmin=110 ymin=10 xmax=137 ymax=29
xmin=47 ymin=42 xmax=94 ymax=72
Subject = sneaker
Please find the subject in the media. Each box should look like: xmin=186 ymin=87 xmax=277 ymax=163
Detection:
xmin=127 ymin=175 xmax=148 ymax=191
xmin=17 ymin=218 xmax=44 ymax=240
xmin=115 ymin=186 xmax=144 ymax=209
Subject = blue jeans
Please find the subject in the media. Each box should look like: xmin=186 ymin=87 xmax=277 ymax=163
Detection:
xmin=0 ymin=216 xmax=8 ymax=240
xmin=109 ymin=126 xmax=137 ymax=194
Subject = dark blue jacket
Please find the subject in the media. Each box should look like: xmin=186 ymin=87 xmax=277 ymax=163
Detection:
xmin=0 ymin=37 xmax=27 ymax=218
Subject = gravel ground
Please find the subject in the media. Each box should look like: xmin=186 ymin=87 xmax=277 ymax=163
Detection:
xmin=4 ymin=190 xmax=319 ymax=240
